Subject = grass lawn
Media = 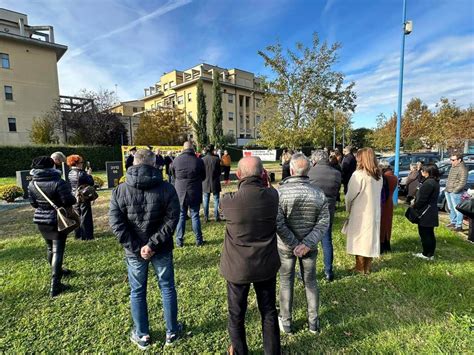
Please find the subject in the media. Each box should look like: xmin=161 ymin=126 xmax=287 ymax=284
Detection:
xmin=0 ymin=187 xmax=473 ymax=353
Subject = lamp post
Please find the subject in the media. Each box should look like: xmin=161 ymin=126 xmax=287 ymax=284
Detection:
xmin=393 ymin=0 xmax=412 ymax=204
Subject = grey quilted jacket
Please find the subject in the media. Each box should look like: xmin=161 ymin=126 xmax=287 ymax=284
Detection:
xmin=276 ymin=176 xmax=330 ymax=250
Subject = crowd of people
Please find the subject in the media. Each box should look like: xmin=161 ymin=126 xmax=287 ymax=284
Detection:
xmin=26 ymin=143 xmax=472 ymax=352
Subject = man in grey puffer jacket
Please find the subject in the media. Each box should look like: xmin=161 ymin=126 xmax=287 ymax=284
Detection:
xmin=276 ymin=153 xmax=330 ymax=335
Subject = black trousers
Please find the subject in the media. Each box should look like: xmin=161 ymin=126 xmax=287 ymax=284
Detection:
xmin=223 ymin=166 xmax=231 ymax=181
xmin=74 ymin=202 xmax=94 ymax=240
xmin=226 ymin=277 xmax=280 ymax=355
xmin=418 ymin=225 xmax=436 ymax=257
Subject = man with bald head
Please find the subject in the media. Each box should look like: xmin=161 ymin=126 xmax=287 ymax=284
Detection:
xmin=171 ymin=141 xmax=206 ymax=247
xmin=220 ymin=156 xmax=281 ymax=354
xmin=276 ymin=153 xmax=329 ymax=335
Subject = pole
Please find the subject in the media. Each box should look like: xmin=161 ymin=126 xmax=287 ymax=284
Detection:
xmin=393 ymin=0 xmax=407 ymax=205
xmin=333 ymin=108 xmax=336 ymax=150
xmin=342 ymin=125 xmax=345 ymax=148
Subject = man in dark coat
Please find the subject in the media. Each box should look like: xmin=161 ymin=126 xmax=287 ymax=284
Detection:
xmin=171 ymin=141 xmax=206 ymax=247
xmin=109 ymin=149 xmax=183 ymax=350
xmin=125 ymin=147 xmax=137 ymax=170
xmin=155 ymin=148 xmax=165 ymax=175
xmin=220 ymin=156 xmax=281 ymax=355
xmin=308 ymin=150 xmax=341 ymax=281
xmin=341 ymin=146 xmax=357 ymax=194
xmin=202 ymin=144 xmax=222 ymax=222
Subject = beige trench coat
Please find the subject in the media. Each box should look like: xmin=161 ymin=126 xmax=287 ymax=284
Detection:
xmin=343 ymin=170 xmax=382 ymax=257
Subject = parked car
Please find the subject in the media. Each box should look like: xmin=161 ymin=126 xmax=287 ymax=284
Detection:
xmin=382 ymin=153 xmax=440 ymax=195
xmin=437 ymin=161 xmax=474 ymax=210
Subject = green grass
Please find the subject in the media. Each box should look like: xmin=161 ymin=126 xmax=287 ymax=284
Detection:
xmin=0 ymin=189 xmax=473 ymax=353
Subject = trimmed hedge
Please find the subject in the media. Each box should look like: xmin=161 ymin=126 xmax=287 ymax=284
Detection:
xmin=0 ymin=145 xmax=122 ymax=177
xmin=0 ymin=185 xmax=23 ymax=202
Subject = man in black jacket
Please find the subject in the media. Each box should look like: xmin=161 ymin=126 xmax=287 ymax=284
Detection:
xmin=308 ymin=150 xmax=341 ymax=281
xmin=202 ymin=144 xmax=222 ymax=222
xmin=109 ymin=149 xmax=183 ymax=350
xmin=341 ymin=146 xmax=356 ymax=194
xmin=220 ymin=156 xmax=281 ymax=355
xmin=171 ymin=141 xmax=206 ymax=247
xmin=125 ymin=147 xmax=137 ymax=170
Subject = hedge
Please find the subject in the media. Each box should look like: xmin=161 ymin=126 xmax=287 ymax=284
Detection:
xmin=0 ymin=145 xmax=122 ymax=177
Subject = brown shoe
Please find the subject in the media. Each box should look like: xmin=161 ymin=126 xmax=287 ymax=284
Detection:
xmin=364 ymin=257 xmax=373 ymax=274
xmin=350 ymin=255 xmax=365 ymax=274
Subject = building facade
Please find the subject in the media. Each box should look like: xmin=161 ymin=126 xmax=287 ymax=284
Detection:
xmin=142 ymin=63 xmax=264 ymax=145
xmin=0 ymin=8 xmax=67 ymax=145
xmin=109 ymin=100 xmax=144 ymax=145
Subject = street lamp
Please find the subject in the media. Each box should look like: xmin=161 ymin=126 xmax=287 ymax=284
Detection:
xmin=393 ymin=0 xmax=412 ymax=204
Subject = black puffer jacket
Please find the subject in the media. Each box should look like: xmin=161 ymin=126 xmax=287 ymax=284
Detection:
xmin=276 ymin=176 xmax=330 ymax=250
xmin=28 ymin=168 xmax=76 ymax=225
xmin=109 ymin=164 xmax=180 ymax=257
xmin=68 ymin=167 xmax=94 ymax=194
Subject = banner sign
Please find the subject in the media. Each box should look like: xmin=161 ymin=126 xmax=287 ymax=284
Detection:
xmin=121 ymin=146 xmax=182 ymax=173
xmin=242 ymin=149 xmax=277 ymax=161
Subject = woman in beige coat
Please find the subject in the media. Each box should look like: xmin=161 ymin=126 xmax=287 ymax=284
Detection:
xmin=343 ymin=148 xmax=382 ymax=274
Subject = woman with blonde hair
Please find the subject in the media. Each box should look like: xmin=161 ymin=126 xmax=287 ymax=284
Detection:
xmin=343 ymin=147 xmax=382 ymax=274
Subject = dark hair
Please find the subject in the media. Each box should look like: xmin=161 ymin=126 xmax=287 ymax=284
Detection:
xmin=421 ymin=163 xmax=440 ymax=181
xmin=451 ymin=153 xmax=463 ymax=161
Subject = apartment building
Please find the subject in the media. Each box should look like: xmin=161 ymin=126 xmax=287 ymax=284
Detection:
xmin=0 ymin=8 xmax=67 ymax=145
xmin=142 ymin=63 xmax=264 ymax=145
xmin=109 ymin=100 xmax=144 ymax=144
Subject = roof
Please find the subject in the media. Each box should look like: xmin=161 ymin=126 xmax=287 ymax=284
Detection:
xmin=0 ymin=31 xmax=67 ymax=61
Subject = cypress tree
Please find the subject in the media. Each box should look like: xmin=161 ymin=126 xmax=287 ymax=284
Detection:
xmin=194 ymin=79 xmax=208 ymax=149
xmin=211 ymin=71 xmax=223 ymax=146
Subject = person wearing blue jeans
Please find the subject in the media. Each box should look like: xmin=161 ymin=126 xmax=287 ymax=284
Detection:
xmin=109 ymin=149 xmax=183 ymax=350
xmin=320 ymin=224 xmax=333 ymax=279
xmin=175 ymin=201 xmax=203 ymax=247
xmin=444 ymin=154 xmax=468 ymax=231
xmin=203 ymin=192 xmax=220 ymax=222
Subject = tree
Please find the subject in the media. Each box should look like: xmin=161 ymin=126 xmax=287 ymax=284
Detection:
xmin=350 ymin=128 xmax=373 ymax=149
xmin=210 ymin=71 xmax=224 ymax=147
xmin=29 ymin=116 xmax=59 ymax=144
xmin=193 ymin=79 xmax=208 ymax=149
xmin=77 ymin=88 xmax=118 ymax=112
xmin=369 ymin=113 xmax=397 ymax=151
xmin=135 ymin=108 xmax=188 ymax=146
xmin=256 ymin=33 xmax=356 ymax=149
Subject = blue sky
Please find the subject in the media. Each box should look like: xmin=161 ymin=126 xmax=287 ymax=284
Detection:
xmin=3 ymin=0 xmax=473 ymax=128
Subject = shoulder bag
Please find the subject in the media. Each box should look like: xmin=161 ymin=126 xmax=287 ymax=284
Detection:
xmin=34 ymin=182 xmax=80 ymax=234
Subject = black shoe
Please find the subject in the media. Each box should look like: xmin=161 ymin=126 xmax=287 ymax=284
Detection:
xmin=50 ymin=282 xmax=69 ymax=297
xmin=325 ymin=273 xmax=334 ymax=282
xmin=196 ymin=241 xmax=205 ymax=247
xmin=62 ymin=268 xmax=73 ymax=277
xmin=165 ymin=322 xmax=184 ymax=346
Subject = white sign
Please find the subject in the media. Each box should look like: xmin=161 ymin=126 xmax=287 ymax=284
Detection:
xmin=242 ymin=149 xmax=277 ymax=161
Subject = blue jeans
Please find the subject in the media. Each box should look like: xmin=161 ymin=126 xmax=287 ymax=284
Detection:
xmin=175 ymin=201 xmax=203 ymax=246
xmin=321 ymin=224 xmax=333 ymax=277
xmin=203 ymin=192 xmax=220 ymax=220
xmin=126 ymin=251 xmax=178 ymax=337
xmin=445 ymin=191 xmax=463 ymax=227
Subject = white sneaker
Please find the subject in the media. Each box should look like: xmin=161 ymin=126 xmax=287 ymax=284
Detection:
xmin=413 ymin=253 xmax=434 ymax=261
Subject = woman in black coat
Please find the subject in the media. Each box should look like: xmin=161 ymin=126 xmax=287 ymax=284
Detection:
xmin=67 ymin=154 xmax=95 ymax=240
xmin=412 ymin=163 xmax=440 ymax=260
xmin=28 ymin=156 xmax=77 ymax=297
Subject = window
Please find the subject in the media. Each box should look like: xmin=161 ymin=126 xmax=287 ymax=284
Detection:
xmin=256 ymin=115 xmax=261 ymax=124
xmin=169 ymin=81 xmax=175 ymax=88
xmin=4 ymin=86 xmax=13 ymax=100
xmin=133 ymin=107 xmax=138 ymax=113
xmin=228 ymin=112 xmax=234 ymax=121
xmin=228 ymin=129 xmax=234 ymax=136
xmin=228 ymin=93 xmax=234 ymax=103
xmin=187 ymin=93 xmax=192 ymax=102
xmin=177 ymin=95 xmax=184 ymax=105
xmin=164 ymin=83 xmax=168 ymax=91
xmin=255 ymin=99 xmax=261 ymax=108
xmin=8 ymin=117 xmax=16 ymax=132
xmin=1 ymin=53 xmax=9 ymax=69
xmin=141 ymin=107 xmax=145 ymax=111
xmin=240 ymin=115 xmax=244 ymax=126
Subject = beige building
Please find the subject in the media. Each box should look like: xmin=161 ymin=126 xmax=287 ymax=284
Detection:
xmin=142 ymin=63 xmax=264 ymax=145
xmin=109 ymin=100 xmax=144 ymax=144
xmin=0 ymin=8 xmax=67 ymax=145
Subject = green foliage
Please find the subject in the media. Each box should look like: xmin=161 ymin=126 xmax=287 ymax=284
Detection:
xmin=211 ymin=72 xmax=224 ymax=147
xmin=0 ymin=192 xmax=473 ymax=353
xmin=350 ymin=127 xmax=373 ymax=149
xmin=256 ymin=33 xmax=356 ymax=149
xmin=0 ymin=184 xmax=23 ymax=202
xmin=134 ymin=109 xmax=188 ymax=145
xmin=29 ymin=116 xmax=59 ymax=144
xmin=0 ymin=145 xmax=121 ymax=177
xmin=92 ymin=176 xmax=105 ymax=188
xmin=194 ymin=79 xmax=209 ymax=150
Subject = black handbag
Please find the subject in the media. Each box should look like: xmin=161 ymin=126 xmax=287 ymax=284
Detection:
xmin=405 ymin=205 xmax=430 ymax=224
xmin=77 ymin=184 xmax=98 ymax=203
xmin=456 ymin=198 xmax=474 ymax=219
